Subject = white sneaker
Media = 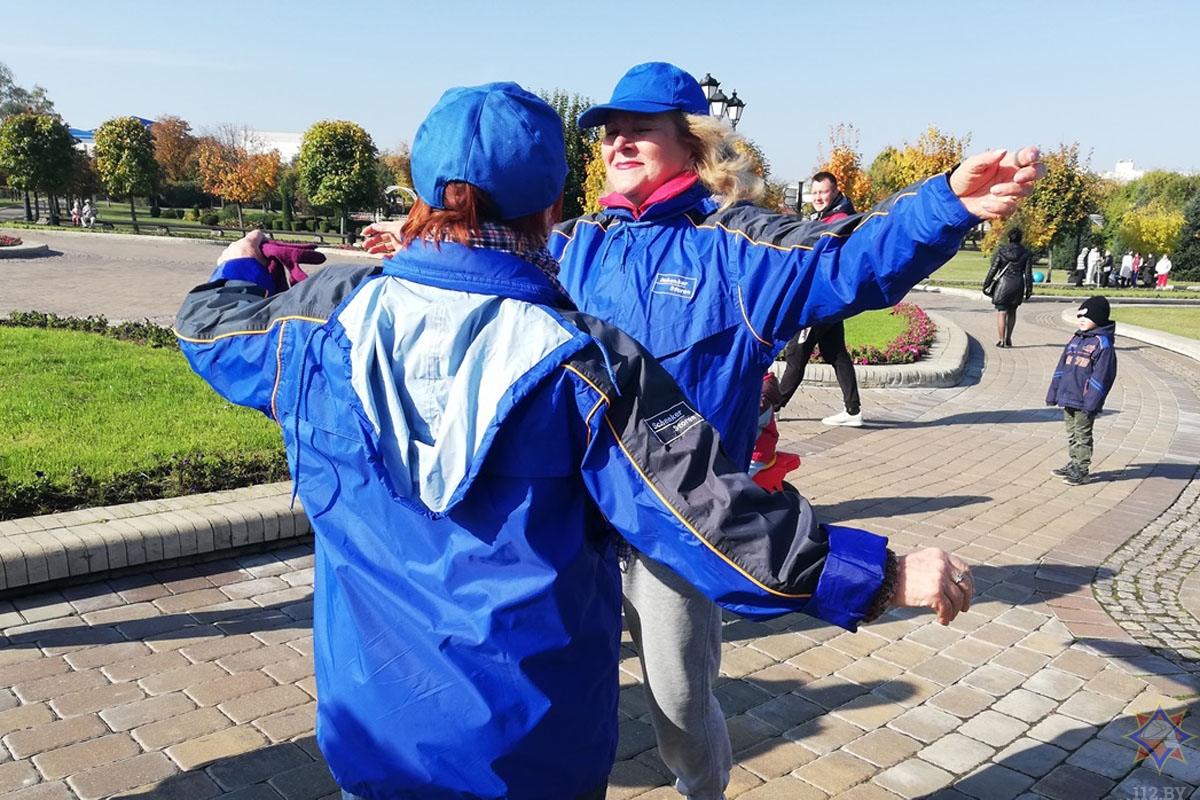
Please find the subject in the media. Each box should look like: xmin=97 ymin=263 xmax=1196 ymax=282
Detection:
xmin=822 ymin=410 xmax=863 ymax=427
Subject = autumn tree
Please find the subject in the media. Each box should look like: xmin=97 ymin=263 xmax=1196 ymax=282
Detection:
xmin=582 ymin=136 xmax=607 ymax=214
xmin=870 ymin=126 xmax=971 ymax=204
xmin=377 ymin=144 xmax=413 ymax=215
xmin=195 ymin=133 xmax=280 ymax=228
xmin=93 ymin=116 xmax=161 ymax=233
xmin=152 ymin=115 xmax=198 ymax=182
xmin=539 ymin=90 xmax=598 ymax=220
xmin=982 ymin=143 xmax=1099 ymax=275
xmin=0 ymin=62 xmax=56 ymax=118
xmin=1118 ymin=205 xmax=1185 ymax=258
xmin=814 ymin=123 xmax=871 ymax=213
xmin=297 ymin=121 xmax=379 ymax=236
xmin=0 ymin=112 xmax=77 ymax=223
xmin=734 ymin=137 xmax=783 ymax=211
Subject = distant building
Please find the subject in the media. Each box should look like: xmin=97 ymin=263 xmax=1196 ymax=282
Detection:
xmin=246 ymin=131 xmax=303 ymax=162
xmin=1099 ymin=160 xmax=1146 ymax=183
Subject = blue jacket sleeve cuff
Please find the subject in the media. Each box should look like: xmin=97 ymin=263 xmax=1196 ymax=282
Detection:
xmin=928 ymin=172 xmax=982 ymax=232
xmin=210 ymin=258 xmax=274 ymax=294
xmin=804 ymin=524 xmax=888 ymax=631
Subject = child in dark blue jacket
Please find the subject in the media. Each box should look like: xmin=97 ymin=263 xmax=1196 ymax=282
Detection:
xmin=1047 ymin=296 xmax=1117 ymax=485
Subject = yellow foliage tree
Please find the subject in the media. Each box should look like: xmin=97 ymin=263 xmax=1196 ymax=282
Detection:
xmin=1120 ymin=206 xmax=1185 ymax=256
xmin=816 ymin=124 xmax=871 ymax=213
xmin=889 ymin=125 xmax=971 ymax=191
xmin=582 ymin=136 xmax=607 ymax=214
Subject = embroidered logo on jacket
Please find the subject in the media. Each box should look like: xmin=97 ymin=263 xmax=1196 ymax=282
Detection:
xmin=652 ymin=274 xmax=697 ymax=300
xmin=645 ymin=401 xmax=703 ymax=445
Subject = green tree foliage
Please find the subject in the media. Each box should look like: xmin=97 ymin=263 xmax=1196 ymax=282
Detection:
xmin=1103 ymin=170 xmax=1200 ymax=254
xmin=1173 ymin=194 xmax=1200 ymax=282
xmin=298 ymin=121 xmax=379 ymax=234
xmin=987 ymin=143 xmax=1097 ymax=270
xmin=0 ymin=62 xmax=56 ymax=118
xmin=93 ymin=117 xmax=161 ymax=233
xmin=539 ymin=90 xmax=597 ymax=220
xmin=865 ymin=146 xmax=902 ymax=207
xmin=0 ymin=112 xmax=77 ymax=222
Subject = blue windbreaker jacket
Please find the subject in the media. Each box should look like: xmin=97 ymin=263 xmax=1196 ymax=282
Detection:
xmin=550 ymin=175 xmax=979 ymax=466
xmin=1046 ymin=322 xmax=1117 ymax=414
xmin=175 ymin=244 xmax=891 ymax=800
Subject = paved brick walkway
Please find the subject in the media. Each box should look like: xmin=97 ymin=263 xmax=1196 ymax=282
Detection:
xmin=1 ymin=232 xmax=1198 ymax=799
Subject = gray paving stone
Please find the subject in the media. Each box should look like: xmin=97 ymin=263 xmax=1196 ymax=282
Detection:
xmin=1033 ymin=763 xmax=1117 ymax=800
xmin=993 ymin=737 xmax=1070 ymax=777
xmin=919 ymin=733 xmax=995 ymax=773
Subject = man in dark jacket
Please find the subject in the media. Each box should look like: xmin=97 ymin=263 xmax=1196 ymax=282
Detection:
xmin=778 ymin=171 xmax=864 ymax=425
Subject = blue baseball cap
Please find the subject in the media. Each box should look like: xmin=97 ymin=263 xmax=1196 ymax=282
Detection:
xmin=412 ymin=82 xmax=567 ymax=220
xmin=578 ymin=62 xmax=709 ymax=128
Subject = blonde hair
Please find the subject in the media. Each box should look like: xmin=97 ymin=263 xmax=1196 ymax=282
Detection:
xmin=675 ymin=112 xmax=764 ymax=210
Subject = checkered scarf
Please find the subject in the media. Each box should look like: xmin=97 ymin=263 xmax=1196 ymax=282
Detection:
xmin=461 ymin=223 xmax=569 ymax=299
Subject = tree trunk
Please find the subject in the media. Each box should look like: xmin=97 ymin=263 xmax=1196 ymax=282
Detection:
xmin=47 ymin=195 xmax=61 ymax=227
xmin=33 ymin=192 xmax=40 ymax=222
xmin=235 ymin=203 xmax=244 ymax=230
xmin=129 ymin=197 xmax=140 ymax=234
xmin=23 ymin=190 xmax=32 ymax=222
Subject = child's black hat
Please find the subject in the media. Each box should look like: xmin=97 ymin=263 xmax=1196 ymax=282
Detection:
xmin=1077 ymin=296 xmax=1111 ymax=326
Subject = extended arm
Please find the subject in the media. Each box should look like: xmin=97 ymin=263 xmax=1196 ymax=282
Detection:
xmin=567 ymin=314 xmax=973 ymax=628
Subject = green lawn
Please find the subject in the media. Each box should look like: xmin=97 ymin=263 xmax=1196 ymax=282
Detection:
xmin=0 ymin=327 xmax=284 ymax=483
xmin=1110 ymin=307 xmax=1200 ymax=341
xmin=844 ymin=307 xmax=908 ymax=348
xmin=928 ymin=251 xmax=1200 ymax=299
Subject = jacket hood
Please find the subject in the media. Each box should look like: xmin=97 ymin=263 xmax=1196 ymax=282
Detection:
xmin=338 ymin=242 xmax=590 ymax=517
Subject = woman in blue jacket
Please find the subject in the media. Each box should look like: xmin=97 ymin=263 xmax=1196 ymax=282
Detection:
xmin=184 ymin=82 xmax=976 ymax=800
xmin=544 ymin=63 xmax=1043 ymax=800
xmin=365 ymin=64 xmax=1041 ymax=800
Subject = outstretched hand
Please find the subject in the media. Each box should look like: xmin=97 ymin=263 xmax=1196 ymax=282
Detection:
xmin=361 ymin=221 xmax=405 ymax=257
xmin=217 ymin=229 xmax=269 ymax=266
xmin=893 ymin=547 xmax=974 ymax=626
xmin=950 ymin=147 xmax=1044 ymax=220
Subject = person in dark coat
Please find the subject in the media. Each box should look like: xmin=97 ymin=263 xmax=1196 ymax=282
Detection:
xmin=983 ymin=227 xmax=1033 ymax=347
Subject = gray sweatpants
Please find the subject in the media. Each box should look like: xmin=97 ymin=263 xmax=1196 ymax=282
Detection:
xmin=623 ymin=550 xmax=731 ymax=800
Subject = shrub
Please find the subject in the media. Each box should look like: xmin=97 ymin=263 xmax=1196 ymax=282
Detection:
xmin=1 ymin=310 xmax=179 ymax=348
xmin=149 ymin=205 xmax=162 ymax=218
xmin=199 ymin=212 xmax=219 ymax=226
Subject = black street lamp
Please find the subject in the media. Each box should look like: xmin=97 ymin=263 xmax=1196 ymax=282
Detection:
xmin=698 ymin=73 xmax=746 ymax=129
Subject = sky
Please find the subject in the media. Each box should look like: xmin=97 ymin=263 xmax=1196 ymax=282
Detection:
xmin=4 ymin=1 xmax=1197 ymax=185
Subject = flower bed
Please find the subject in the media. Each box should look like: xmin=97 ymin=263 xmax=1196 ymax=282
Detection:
xmin=816 ymin=302 xmax=937 ymax=366
xmin=0 ymin=234 xmax=23 ymax=247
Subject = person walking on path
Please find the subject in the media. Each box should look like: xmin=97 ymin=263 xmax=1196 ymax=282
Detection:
xmin=178 ymin=81 xmax=976 ymax=800
xmin=1047 ymin=295 xmax=1117 ymax=486
xmin=777 ymin=171 xmax=864 ymax=425
xmin=982 ymin=227 xmax=1033 ymax=347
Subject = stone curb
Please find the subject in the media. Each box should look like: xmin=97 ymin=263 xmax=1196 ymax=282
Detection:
xmin=0 ymin=483 xmax=310 ymax=594
xmin=0 ymin=241 xmax=50 ymax=258
xmin=1057 ymin=306 xmax=1200 ymax=363
xmin=768 ymin=309 xmax=968 ymax=389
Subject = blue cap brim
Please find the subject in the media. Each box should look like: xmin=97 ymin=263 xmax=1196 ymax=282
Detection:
xmin=578 ymin=101 xmax=692 ymax=128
